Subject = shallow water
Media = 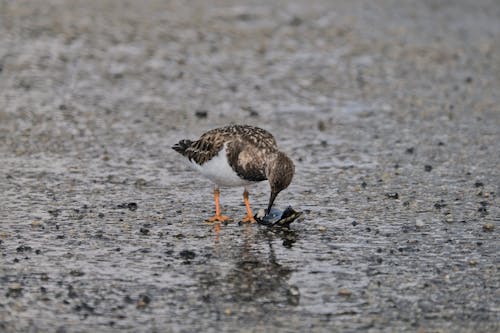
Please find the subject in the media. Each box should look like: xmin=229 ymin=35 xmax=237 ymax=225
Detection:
xmin=1 ymin=1 xmax=499 ymax=332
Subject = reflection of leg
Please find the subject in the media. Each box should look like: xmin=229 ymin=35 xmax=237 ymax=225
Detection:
xmin=207 ymin=187 xmax=231 ymax=223
xmin=213 ymin=223 xmax=220 ymax=236
xmin=241 ymin=189 xmax=256 ymax=223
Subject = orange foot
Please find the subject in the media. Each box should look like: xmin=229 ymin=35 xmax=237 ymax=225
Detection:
xmin=207 ymin=188 xmax=232 ymax=223
xmin=241 ymin=215 xmax=256 ymax=223
xmin=206 ymin=215 xmax=232 ymax=223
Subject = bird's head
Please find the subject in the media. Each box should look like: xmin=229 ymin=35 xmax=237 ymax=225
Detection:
xmin=265 ymin=151 xmax=294 ymax=214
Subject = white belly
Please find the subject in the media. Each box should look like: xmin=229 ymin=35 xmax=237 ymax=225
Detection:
xmin=189 ymin=146 xmax=253 ymax=187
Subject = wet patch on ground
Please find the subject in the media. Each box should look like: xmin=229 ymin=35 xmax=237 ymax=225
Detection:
xmin=0 ymin=0 xmax=499 ymax=332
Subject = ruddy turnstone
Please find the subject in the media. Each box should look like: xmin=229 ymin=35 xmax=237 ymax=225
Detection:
xmin=172 ymin=125 xmax=294 ymax=223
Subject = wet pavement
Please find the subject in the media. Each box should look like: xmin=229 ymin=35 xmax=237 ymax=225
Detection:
xmin=0 ymin=0 xmax=499 ymax=332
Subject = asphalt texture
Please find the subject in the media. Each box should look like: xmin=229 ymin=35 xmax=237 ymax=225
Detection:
xmin=0 ymin=1 xmax=499 ymax=332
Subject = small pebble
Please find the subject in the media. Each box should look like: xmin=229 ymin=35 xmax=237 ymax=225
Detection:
xmin=195 ymin=110 xmax=208 ymax=118
xmin=434 ymin=201 xmax=447 ymax=209
xmin=482 ymin=223 xmax=494 ymax=232
xmin=136 ymin=295 xmax=151 ymax=309
xmin=31 ymin=220 xmax=43 ymax=228
xmin=135 ymin=178 xmax=147 ymax=187
xmin=6 ymin=283 xmax=23 ymax=297
xmin=48 ymin=209 xmax=61 ymax=217
xmin=69 ymin=270 xmax=85 ymax=277
xmin=338 ymin=289 xmax=352 ymax=297
xmin=317 ymin=120 xmax=326 ymax=132
xmin=385 ymin=192 xmax=399 ymax=199
xmin=179 ymin=250 xmax=196 ymax=260
xmin=229 ymin=84 xmax=237 ymax=92
xmin=478 ymin=207 xmax=488 ymax=215
xmin=415 ymin=218 xmax=424 ymax=227
xmin=289 ymin=16 xmax=303 ymax=26
xmin=16 ymin=245 xmax=32 ymax=253
xmin=241 ymin=106 xmax=259 ymax=117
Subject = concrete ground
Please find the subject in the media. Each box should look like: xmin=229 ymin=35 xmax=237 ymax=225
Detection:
xmin=0 ymin=0 xmax=499 ymax=332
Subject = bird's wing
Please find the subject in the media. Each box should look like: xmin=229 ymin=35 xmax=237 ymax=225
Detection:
xmin=182 ymin=125 xmax=277 ymax=170
xmin=225 ymin=126 xmax=277 ymax=181
xmin=233 ymin=125 xmax=277 ymax=151
xmin=183 ymin=132 xmax=226 ymax=165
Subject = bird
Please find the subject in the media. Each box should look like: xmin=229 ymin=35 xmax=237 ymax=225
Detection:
xmin=172 ymin=125 xmax=294 ymax=223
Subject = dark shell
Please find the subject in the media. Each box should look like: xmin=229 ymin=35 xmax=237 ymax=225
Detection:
xmin=255 ymin=206 xmax=302 ymax=228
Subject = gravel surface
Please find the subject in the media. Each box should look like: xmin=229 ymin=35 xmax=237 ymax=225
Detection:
xmin=0 ymin=0 xmax=499 ymax=332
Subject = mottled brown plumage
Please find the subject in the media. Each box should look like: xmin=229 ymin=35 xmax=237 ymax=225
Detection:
xmin=173 ymin=125 xmax=278 ymax=182
xmin=172 ymin=125 xmax=294 ymax=221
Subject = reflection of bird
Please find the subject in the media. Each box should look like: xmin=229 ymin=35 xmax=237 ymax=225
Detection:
xmin=172 ymin=125 xmax=294 ymax=223
xmin=198 ymin=225 xmax=300 ymax=308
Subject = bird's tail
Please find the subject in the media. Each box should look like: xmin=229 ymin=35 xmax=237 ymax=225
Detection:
xmin=172 ymin=139 xmax=193 ymax=156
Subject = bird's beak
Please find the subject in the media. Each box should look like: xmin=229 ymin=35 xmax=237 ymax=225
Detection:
xmin=267 ymin=191 xmax=278 ymax=214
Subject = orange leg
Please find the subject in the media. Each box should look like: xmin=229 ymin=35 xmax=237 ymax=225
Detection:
xmin=241 ymin=189 xmax=256 ymax=223
xmin=207 ymin=188 xmax=231 ymax=223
